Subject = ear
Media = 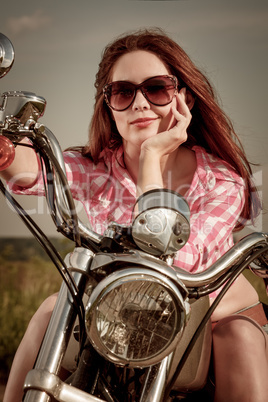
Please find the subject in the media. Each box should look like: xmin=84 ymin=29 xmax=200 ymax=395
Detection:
xmin=186 ymin=90 xmax=195 ymax=111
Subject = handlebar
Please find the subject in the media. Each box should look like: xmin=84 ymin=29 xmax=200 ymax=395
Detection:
xmin=36 ymin=125 xmax=103 ymax=245
xmin=174 ymin=232 xmax=268 ymax=287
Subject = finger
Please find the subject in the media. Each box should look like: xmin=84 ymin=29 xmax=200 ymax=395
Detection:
xmin=172 ymin=92 xmax=192 ymax=124
xmin=171 ymin=104 xmax=191 ymax=126
xmin=177 ymin=89 xmax=192 ymax=116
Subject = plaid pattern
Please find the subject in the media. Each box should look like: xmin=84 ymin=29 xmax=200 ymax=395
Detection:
xmin=9 ymin=146 xmax=245 ymax=288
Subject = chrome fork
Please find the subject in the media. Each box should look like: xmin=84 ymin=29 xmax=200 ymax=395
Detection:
xmin=23 ymin=248 xmax=94 ymax=402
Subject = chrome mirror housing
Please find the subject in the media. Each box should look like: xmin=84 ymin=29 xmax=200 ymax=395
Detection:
xmin=0 ymin=91 xmax=46 ymax=127
xmin=0 ymin=33 xmax=15 ymax=79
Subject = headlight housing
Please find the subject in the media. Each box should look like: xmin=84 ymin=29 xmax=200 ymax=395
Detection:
xmin=85 ymin=268 xmax=189 ymax=368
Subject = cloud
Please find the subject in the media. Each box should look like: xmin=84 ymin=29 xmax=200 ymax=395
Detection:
xmin=6 ymin=9 xmax=52 ymax=35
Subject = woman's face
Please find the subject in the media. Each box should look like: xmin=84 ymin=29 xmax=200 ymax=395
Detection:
xmin=110 ymin=50 xmax=178 ymax=154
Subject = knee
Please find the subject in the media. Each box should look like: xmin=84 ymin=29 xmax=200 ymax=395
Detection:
xmin=213 ymin=315 xmax=265 ymax=349
xmin=26 ymin=293 xmax=58 ymax=338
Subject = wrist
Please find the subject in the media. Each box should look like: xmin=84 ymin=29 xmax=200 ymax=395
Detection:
xmin=137 ymin=149 xmax=163 ymax=198
xmin=139 ymin=146 xmax=161 ymax=163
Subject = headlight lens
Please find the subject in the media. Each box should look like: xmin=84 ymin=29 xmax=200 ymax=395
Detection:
xmin=85 ymin=268 xmax=188 ymax=368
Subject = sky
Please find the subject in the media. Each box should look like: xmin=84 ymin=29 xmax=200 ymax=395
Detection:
xmin=0 ymin=0 xmax=267 ymax=237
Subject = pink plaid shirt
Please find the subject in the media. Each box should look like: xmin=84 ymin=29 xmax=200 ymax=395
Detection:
xmin=10 ymin=145 xmax=245 ymax=277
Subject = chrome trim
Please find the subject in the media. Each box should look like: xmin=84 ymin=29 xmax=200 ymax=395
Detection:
xmin=90 ymin=233 xmax=268 ymax=290
xmin=0 ymin=91 xmax=46 ymax=126
xmin=85 ymin=267 xmax=189 ymax=368
xmin=174 ymin=232 xmax=268 ymax=287
xmin=23 ymin=248 xmax=94 ymax=402
xmin=140 ymin=355 xmax=173 ymax=402
xmin=24 ymin=369 xmax=104 ymax=402
xmin=132 ymin=189 xmax=190 ymax=255
xmin=0 ymin=33 xmax=14 ymax=79
xmin=66 ymin=247 xmax=96 ymax=275
xmin=90 ymin=250 xmax=189 ymax=298
xmin=38 ymin=126 xmax=102 ymax=245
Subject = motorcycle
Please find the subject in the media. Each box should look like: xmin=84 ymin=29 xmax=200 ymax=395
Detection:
xmin=1 ymin=33 xmax=268 ymax=402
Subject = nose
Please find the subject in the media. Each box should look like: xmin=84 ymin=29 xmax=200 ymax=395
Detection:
xmin=132 ymin=89 xmax=150 ymax=110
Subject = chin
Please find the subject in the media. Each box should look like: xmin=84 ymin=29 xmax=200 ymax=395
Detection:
xmin=138 ymin=132 xmax=158 ymax=144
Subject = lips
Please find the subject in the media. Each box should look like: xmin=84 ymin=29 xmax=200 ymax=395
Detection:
xmin=130 ymin=117 xmax=157 ymax=127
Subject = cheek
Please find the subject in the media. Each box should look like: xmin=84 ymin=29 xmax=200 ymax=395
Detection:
xmin=112 ymin=113 xmax=125 ymax=135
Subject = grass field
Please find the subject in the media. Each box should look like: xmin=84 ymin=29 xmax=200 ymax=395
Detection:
xmin=0 ymin=238 xmax=71 ymax=385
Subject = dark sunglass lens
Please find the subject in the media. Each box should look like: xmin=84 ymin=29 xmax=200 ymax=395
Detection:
xmin=108 ymin=82 xmax=135 ymax=110
xmin=143 ymin=77 xmax=175 ymax=105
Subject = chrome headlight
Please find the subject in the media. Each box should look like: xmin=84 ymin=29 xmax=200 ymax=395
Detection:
xmin=85 ymin=268 xmax=189 ymax=368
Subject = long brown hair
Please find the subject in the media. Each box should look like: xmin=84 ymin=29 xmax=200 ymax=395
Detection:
xmin=82 ymin=28 xmax=260 ymax=229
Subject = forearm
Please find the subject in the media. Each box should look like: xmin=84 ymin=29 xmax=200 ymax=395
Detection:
xmin=0 ymin=138 xmax=39 ymax=187
xmin=137 ymin=149 xmax=163 ymax=197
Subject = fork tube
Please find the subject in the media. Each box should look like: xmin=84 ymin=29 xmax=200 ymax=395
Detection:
xmin=24 ymin=249 xmax=93 ymax=402
xmin=140 ymin=354 xmax=173 ymax=402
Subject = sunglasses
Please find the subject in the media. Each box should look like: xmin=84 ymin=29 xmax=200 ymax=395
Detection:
xmin=103 ymin=75 xmax=179 ymax=111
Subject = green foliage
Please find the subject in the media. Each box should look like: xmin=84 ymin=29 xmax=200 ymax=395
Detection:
xmin=0 ymin=237 xmax=74 ymax=262
xmin=0 ymin=237 xmax=73 ymax=383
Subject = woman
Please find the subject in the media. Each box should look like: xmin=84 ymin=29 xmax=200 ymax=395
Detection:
xmin=2 ymin=28 xmax=267 ymax=402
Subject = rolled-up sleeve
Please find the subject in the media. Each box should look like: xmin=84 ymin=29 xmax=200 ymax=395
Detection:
xmin=6 ymin=151 xmax=98 ymax=199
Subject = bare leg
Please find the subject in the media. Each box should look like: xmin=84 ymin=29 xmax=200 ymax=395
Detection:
xmin=3 ymin=293 xmax=58 ymax=402
xmin=213 ymin=315 xmax=268 ymax=402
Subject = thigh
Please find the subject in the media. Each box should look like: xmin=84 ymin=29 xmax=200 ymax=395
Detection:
xmin=211 ymin=275 xmax=259 ymax=321
xmin=213 ymin=314 xmax=268 ymax=357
